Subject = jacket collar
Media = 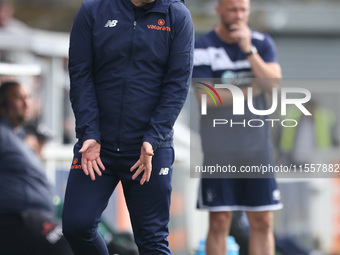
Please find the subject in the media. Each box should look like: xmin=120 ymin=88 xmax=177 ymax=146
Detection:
xmin=0 ymin=116 xmax=13 ymax=129
xmin=0 ymin=116 xmax=24 ymax=137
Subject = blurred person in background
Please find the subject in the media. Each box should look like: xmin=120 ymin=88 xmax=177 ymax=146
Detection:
xmin=193 ymin=0 xmax=282 ymax=254
xmin=0 ymin=0 xmax=14 ymax=64
xmin=279 ymin=100 xmax=338 ymax=166
xmin=0 ymin=80 xmax=73 ymax=255
xmin=0 ymin=0 xmax=28 ymax=31
xmin=0 ymin=0 xmax=30 ymax=63
xmin=61 ymin=0 xmax=193 ymax=254
xmin=0 ymin=0 xmax=13 ymax=28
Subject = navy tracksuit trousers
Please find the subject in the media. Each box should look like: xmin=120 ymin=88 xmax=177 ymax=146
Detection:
xmin=62 ymin=143 xmax=174 ymax=255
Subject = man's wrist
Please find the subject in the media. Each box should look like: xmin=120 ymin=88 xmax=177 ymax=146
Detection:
xmin=142 ymin=138 xmax=156 ymax=151
xmin=244 ymin=45 xmax=257 ymax=57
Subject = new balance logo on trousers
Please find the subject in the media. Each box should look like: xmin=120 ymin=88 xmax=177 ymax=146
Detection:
xmin=159 ymin=168 xmax=169 ymax=175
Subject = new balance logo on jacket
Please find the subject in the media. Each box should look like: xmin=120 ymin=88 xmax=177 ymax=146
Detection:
xmin=105 ymin=20 xmax=118 ymax=27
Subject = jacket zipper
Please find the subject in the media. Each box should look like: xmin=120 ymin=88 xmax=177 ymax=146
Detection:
xmin=117 ymin=20 xmax=137 ymax=151
xmin=116 ymin=4 xmax=167 ymax=151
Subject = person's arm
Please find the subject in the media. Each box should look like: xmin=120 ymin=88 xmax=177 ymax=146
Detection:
xmin=142 ymin=4 xmax=194 ymax=151
xmin=69 ymin=3 xmax=105 ymax=180
xmin=131 ymin=4 xmax=194 ymax=185
xmin=246 ymin=54 xmax=281 ymax=80
xmin=192 ymin=66 xmax=262 ymax=108
xmin=69 ymin=3 xmax=99 ymax=143
xmin=194 ymin=82 xmax=262 ymax=108
xmin=246 ymin=54 xmax=281 ymax=94
xmin=229 ymin=22 xmax=282 ymax=93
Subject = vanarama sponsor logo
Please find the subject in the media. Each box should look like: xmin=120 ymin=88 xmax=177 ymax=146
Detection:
xmin=158 ymin=19 xmax=165 ymax=26
xmin=147 ymin=19 xmax=171 ymax=32
xmin=71 ymin=157 xmax=82 ymax=170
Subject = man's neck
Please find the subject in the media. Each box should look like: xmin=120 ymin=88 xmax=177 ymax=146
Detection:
xmin=1 ymin=115 xmax=21 ymax=132
xmin=130 ymin=0 xmax=155 ymax=7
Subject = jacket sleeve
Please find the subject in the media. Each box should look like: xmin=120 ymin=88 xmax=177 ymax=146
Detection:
xmin=143 ymin=4 xmax=194 ymax=150
xmin=68 ymin=3 xmax=101 ymax=143
xmin=0 ymin=127 xmax=3 ymax=154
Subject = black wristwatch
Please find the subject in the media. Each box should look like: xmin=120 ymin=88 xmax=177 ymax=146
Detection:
xmin=244 ymin=46 xmax=257 ymax=57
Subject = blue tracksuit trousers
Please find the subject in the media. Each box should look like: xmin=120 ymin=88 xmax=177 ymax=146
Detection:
xmin=62 ymin=143 xmax=174 ymax=255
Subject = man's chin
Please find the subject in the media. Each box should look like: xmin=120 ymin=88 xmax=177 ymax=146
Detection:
xmin=225 ymin=23 xmax=236 ymax=32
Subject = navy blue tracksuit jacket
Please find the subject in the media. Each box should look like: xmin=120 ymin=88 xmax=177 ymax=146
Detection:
xmin=69 ymin=0 xmax=194 ymax=152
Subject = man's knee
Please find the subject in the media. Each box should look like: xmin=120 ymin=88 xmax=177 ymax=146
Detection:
xmin=209 ymin=211 xmax=232 ymax=234
xmin=247 ymin=211 xmax=273 ymax=233
xmin=62 ymin=214 xmax=96 ymax=241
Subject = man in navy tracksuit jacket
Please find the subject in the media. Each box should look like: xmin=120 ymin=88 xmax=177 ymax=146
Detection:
xmin=61 ymin=0 xmax=194 ymax=254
